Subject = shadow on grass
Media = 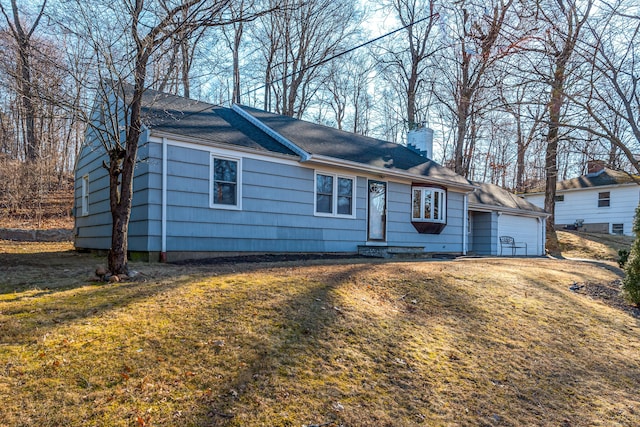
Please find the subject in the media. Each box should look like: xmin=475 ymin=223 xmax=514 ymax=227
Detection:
xmin=0 ymin=249 xmax=95 ymax=294
xmin=189 ymin=262 xmax=490 ymax=426
xmin=4 ymin=254 xmax=640 ymax=425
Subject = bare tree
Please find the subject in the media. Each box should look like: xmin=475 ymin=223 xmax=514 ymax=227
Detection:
xmin=0 ymin=0 xmax=47 ymax=162
xmin=533 ymin=0 xmax=592 ymax=254
xmin=497 ymin=79 xmax=545 ymax=191
xmin=62 ymin=0 xmax=274 ymax=275
xmin=254 ymin=0 xmax=359 ymax=117
xmin=377 ymin=0 xmax=438 ymax=130
xmin=567 ymin=2 xmax=640 ymax=174
xmin=321 ymin=52 xmax=374 ymax=133
xmin=439 ymin=0 xmax=516 ymax=177
xmin=222 ymin=0 xmax=253 ymax=104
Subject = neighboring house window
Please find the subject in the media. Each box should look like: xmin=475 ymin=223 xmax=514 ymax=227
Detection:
xmin=612 ymin=223 xmax=624 ymax=235
xmin=210 ymin=155 xmax=241 ymax=208
xmin=81 ymin=174 xmax=89 ymax=216
xmin=411 ymin=187 xmax=446 ymax=223
xmin=598 ymin=191 xmax=610 ymax=207
xmin=555 ymin=195 xmax=564 ymax=202
xmin=315 ymin=172 xmax=355 ymax=217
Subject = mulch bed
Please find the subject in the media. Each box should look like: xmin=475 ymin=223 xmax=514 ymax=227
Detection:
xmin=571 ymin=279 xmax=640 ymax=319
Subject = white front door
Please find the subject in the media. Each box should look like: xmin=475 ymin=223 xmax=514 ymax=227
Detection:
xmin=368 ymin=180 xmax=387 ymax=241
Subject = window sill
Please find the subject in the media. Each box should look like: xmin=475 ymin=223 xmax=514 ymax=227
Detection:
xmin=314 ymin=212 xmax=356 ymax=219
xmin=210 ymin=204 xmax=242 ymax=210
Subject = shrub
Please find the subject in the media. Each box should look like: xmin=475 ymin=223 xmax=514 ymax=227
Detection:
xmin=622 ymin=204 xmax=640 ymax=306
xmin=618 ymin=249 xmax=630 ymax=268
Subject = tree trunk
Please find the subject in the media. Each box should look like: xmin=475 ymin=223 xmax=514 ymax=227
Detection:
xmin=107 ymin=54 xmax=148 ymax=275
xmin=544 ymin=79 xmax=564 ymax=256
xmin=515 ymin=120 xmax=525 ymax=192
xmin=454 ymin=93 xmax=470 ymax=175
xmin=107 ymin=147 xmax=128 ymax=274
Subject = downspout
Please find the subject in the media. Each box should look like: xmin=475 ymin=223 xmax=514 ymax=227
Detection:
xmin=463 ymin=193 xmax=468 ymax=255
xmin=160 ymin=137 xmax=167 ymax=262
xmin=540 ymin=216 xmax=546 ymax=256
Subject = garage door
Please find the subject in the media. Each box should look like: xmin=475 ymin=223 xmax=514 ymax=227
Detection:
xmin=498 ymin=214 xmax=541 ymax=256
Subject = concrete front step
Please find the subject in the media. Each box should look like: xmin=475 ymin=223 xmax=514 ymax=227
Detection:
xmin=358 ymin=245 xmax=427 ymax=259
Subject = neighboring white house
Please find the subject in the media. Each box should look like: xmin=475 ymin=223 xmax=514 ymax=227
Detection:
xmin=523 ymin=161 xmax=640 ymax=236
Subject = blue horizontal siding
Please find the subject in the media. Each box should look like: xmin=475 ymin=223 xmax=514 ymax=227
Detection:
xmin=77 ymin=135 xmax=468 ymax=256
xmin=75 ymin=126 xmax=153 ymax=250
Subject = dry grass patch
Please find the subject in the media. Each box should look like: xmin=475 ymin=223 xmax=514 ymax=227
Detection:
xmin=1 ymin=243 xmax=640 ymax=426
xmin=558 ymin=230 xmax=633 ymax=261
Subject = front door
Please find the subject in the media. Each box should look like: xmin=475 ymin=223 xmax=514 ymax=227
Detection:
xmin=368 ymin=180 xmax=387 ymax=241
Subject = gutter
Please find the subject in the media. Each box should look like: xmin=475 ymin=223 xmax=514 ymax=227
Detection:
xmin=463 ymin=193 xmax=468 ymax=255
xmin=307 ymin=154 xmax=477 ymax=192
xmin=468 ymin=203 xmax=550 ymax=218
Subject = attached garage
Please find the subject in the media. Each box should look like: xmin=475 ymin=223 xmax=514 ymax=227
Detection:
xmin=497 ymin=213 xmax=544 ymax=256
xmin=468 ymin=182 xmax=548 ymax=256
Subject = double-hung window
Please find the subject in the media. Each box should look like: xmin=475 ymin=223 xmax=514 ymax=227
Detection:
xmin=210 ymin=155 xmax=241 ymax=209
xmin=598 ymin=191 xmax=610 ymax=208
xmin=315 ymin=172 xmax=355 ymax=217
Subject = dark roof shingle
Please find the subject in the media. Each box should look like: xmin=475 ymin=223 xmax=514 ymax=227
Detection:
xmin=469 ymin=182 xmax=546 ymax=215
xmin=238 ymin=106 xmax=471 ymax=187
xmin=136 ymin=89 xmax=297 ymax=156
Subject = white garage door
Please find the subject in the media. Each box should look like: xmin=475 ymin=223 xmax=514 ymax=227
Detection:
xmin=498 ymin=214 xmax=541 ymax=256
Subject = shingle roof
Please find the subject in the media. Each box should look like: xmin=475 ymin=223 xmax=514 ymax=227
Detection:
xmin=237 ymin=105 xmax=472 ymax=187
xmin=469 ymin=181 xmax=547 ymax=215
xmin=526 ymin=168 xmax=640 ymax=193
xmin=134 ymin=88 xmax=297 ymax=156
xmin=115 ymin=85 xmax=473 ymax=189
xmin=556 ymin=169 xmax=639 ymax=190
xmin=110 ymin=85 xmax=550 ymax=214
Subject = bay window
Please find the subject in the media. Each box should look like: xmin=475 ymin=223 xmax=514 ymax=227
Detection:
xmin=411 ymin=186 xmax=447 ymax=233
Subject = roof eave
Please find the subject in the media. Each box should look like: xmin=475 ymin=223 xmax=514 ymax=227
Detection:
xmin=307 ymin=154 xmax=476 ymax=192
xmin=468 ymin=202 xmax=549 ymax=217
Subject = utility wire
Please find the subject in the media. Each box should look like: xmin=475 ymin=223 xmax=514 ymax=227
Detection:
xmin=151 ymin=14 xmax=435 ymax=131
xmin=239 ymin=13 xmax=437 ymax=101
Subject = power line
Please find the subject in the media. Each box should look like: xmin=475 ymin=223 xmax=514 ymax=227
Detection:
xmin=239 ymin=13 xmax=437 ymax=101
xmin=152 ymin=14 xmax=436 ymax=130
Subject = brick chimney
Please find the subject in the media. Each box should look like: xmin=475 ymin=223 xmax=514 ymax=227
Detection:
xmin=587 ymin=160 xmax=605 ymax=175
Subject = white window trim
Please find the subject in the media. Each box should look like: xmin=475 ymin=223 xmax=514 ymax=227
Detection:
xmin=209 ymin=154 xmax=242 ymax=210
xmin=81 ymin=174 xmax=89 ymax=216
xmin=411 ymin=186 xmax=447 ymax=223
xmin=314 ymin=171 xmax=356 ymax=219
xmin=598 ymin=191 xmax=611 ymax=208
xmin=612 ymin=223 xmax=624 ymax=235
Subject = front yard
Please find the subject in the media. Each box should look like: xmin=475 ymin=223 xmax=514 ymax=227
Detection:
xmin=1 ymin=240 xmax=639 ymax=426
